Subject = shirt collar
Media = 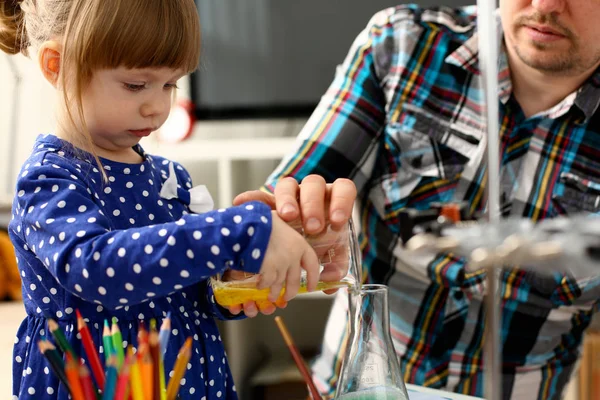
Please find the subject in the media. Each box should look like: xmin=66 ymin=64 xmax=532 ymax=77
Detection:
xmin=445 ymin=12 xmax=512 ymax=105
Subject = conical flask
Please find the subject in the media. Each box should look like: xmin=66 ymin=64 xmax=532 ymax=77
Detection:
xmin=335 ymin=284 xmax=409 ymax=400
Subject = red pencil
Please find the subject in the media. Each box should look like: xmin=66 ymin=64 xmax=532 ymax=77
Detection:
xmin=79 ymin=364 xmax=97 ymax=400
xmin=114 ymin=350 xmax=134 ymax=400
xmin=76 ymin=309 xmax=105 ymax=390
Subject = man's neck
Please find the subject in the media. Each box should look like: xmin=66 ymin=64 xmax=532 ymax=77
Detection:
xmin=507 ymin=47 xmax=595 ymax=119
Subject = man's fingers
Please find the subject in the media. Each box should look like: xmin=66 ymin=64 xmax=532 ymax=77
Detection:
xmin=274 ymin=177 xmax=301 ymax=222
xmin=300 ymin=175 xmax=327 ymax=234
xmin=319 ymin=263 xmax=347 ymax=282
xmin=233 ymin=190 xmax=276 ymax=208
xmin=328 ymin=179 xmax=357 ymax=230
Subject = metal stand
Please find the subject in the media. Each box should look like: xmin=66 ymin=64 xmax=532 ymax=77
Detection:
xmin=476 ymin=1 xmax=502 ymax=399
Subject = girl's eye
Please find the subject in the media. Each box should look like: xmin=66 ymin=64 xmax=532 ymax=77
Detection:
xmin=124 ymin=83 xmax=145 ymax=92
xmin=164 ymin=83 xmax=179 ymax=90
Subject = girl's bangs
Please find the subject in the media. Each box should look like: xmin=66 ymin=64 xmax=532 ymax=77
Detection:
xmin=81 ymin=0 xmax=201 ymax=73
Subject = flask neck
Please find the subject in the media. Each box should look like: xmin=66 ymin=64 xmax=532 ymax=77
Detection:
xmin=348 ymin=285 xmax=391 ymax=340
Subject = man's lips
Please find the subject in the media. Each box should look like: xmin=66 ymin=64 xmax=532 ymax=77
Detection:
xmin=526 ymin=24 xmax=564 ymax=36
xmin=523 ymin=24 xmax=567 ymax=43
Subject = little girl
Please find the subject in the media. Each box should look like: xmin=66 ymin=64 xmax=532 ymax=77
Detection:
xmin=0 ymin=0 xmax=319 ymax=399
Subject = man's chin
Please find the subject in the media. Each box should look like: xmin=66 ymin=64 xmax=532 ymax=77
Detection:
xmin=515 ymin=46 xmax=575 ymax=74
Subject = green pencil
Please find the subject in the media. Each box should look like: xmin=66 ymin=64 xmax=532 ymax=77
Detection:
xmin=111 ymin=317 xmax=125 ymax=368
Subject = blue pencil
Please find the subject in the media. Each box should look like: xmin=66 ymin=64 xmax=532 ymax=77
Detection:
xmin=159 ymin=312 xmax=172 ymax=354
xmin=102 ymin=355 xmax=118 ymax=400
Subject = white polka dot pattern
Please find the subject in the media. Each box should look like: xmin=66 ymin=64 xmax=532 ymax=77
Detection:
xmin=9 ymin=135 xmax=273 ymax=399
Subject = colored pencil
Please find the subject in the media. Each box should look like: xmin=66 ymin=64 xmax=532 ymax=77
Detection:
xmin=102 ymin=355 xmax=118 ymax=400
xmin=158 ymin=312 xmax=171 ymax=355
xmin=129 ymin=347 xmax=144 ymax=400
xmin=47 ymin=318 xmax=78 ymax=359
xmin=103 ymin=320 xmax=114 ymax=360
xmin=149 ymin=327 xmax=161 ymax=400
xmin=140 ymin=347 xmax=154 ymax=400
xmin=79 ymin=363 xmax=98 ymax=400
xmin=114 ymin=350 xmax=133 ymax=400
xmin=76 ymin=309 xmax=105 ymax=390
xmin=274 ymin=316 xmax=322 ymax=400
xmin=166 ymin=337 xmax=192 ymax=400
xmin=65 ymin=353 xmax=86 ymax=400
xmin=111 ymin=317 xmax=125 ymax=368
xmin=159 ymin=357 xmax=166 ymax=400
xmin=137 ymin=321 xmax=148 ymax=359
xmin=38 ymin=338 xmax=70 ymax=392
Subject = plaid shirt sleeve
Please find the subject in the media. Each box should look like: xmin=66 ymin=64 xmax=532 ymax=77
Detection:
xmin=263 ymin=9 xmax=393 ymax=194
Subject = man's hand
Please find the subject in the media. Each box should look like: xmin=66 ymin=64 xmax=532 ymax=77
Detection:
xmin=234 ymin=175 xmax=357 ymax=234
xmin=234 ymin=175 xmax=358 ymax=293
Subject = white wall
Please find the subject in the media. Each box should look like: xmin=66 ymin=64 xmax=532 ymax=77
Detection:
xmin=0 ymin=53 xmax=57 ymax=206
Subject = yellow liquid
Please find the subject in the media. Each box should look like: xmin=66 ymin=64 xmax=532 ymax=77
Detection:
xmin=212 ymin=280 xmax=352 ymax=307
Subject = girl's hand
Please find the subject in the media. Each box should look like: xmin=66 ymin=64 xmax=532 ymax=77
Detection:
xmin=227 ymin=299 xmax=287 ymax=318
xmin=223 ymin=270 xmax=287 ymax=318
xmin=257 ymin=211 xmax=320 ymax=302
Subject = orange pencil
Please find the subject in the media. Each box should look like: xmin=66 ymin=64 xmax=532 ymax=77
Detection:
xmin=166 ymin=337 xmax=193 ymax=400
xmin=79 ymin=364 xmax=97 ymax=400
xmin=140 ymin=348 xmax=154 ymax=400
xmin=137 ymin=321 xmax=148 ymax=359
xmin=76 ymin=309 xmax=105 ymax=390
xmin=65 ymin=353 xmax=85 ymax=400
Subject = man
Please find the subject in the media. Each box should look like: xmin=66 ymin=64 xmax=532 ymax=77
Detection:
xmin=236 ymin=0 xmax=600 ymax=398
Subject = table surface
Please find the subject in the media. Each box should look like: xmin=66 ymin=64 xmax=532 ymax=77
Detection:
xmin=407 ymin=384 xmax=484 ymax=400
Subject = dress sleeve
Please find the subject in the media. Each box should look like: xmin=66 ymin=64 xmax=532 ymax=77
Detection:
xmin=263 ymin=10 xmax=392 ymax=193
xmin=12 ymin=154 xmax=272 ymax=309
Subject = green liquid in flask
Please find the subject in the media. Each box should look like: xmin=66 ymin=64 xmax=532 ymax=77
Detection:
xmin=336 ymin=386 xmax=409 ymax=400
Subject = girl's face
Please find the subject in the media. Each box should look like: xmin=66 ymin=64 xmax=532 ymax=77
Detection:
xmin=80 ymin=67 xmax=185 ymax=162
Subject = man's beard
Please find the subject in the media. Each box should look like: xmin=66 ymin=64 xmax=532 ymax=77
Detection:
xmin=510 ymin=12 xmax=598 ymax=76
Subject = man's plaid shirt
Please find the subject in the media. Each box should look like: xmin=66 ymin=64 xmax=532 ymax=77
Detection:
xmin=265 ymin=4 xmax=600 ymax=400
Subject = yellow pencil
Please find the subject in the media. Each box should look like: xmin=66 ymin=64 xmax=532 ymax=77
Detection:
xmin=128 ymin=347 xmax=144 ymax=400
xmin=166 ymin=337 xmax=193 ymax=400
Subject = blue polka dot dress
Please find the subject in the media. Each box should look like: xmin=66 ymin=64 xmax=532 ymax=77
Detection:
xmin=9 ymin=134 xmax=272 ymax=399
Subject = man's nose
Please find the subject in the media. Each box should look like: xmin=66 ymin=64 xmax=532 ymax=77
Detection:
xmin=531 ymin=0 xmax=565 ymax=15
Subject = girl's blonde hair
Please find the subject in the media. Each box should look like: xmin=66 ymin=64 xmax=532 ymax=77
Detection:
xmin=0 ymin=0 xmax=201 ymax=175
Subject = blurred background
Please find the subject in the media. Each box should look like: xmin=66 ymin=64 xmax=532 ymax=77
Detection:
xmin=0 ymin=1 xmax=589 ymax=399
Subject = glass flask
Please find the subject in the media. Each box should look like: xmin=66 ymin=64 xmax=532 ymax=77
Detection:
xmin=211 ymin=219 xmax=362 ymax=308
xmin=335 ymin=284 xmax=409 ymax=400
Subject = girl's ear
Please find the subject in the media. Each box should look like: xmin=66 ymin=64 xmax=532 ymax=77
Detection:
xmin=37 ymin=40 xmax=62 ymax=87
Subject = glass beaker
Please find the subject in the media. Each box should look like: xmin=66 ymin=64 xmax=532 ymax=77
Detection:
xmin=335 ymin=284 xmax=409 ymax=400
xmin=211 ymin=218 xmax=362 ymax=308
